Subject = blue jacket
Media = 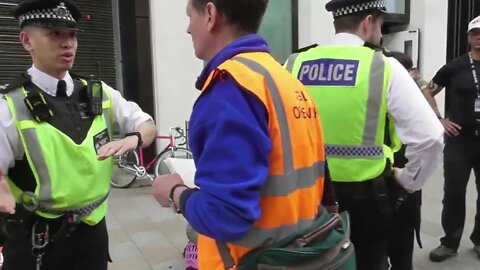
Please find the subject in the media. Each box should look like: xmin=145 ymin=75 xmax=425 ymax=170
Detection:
xmin=179 ymin=34 xmax=272 ymax=242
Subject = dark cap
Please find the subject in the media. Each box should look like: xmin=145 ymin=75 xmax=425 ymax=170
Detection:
xmin=12 ymin=0 xmax=82 ymax=30
xmin=325 ymin=0 xmax=388 ymax=18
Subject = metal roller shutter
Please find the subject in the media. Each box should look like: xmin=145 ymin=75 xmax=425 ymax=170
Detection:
xmin=0 ymin=0 xmax=116 ymax=88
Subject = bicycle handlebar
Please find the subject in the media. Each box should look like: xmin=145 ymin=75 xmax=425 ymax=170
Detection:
xmin=171 ymin=127 xmax=185 ymax=139
xmin=169 ymin=126 xmax=188 ymax=147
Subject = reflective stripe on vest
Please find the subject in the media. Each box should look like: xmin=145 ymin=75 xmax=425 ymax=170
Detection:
xmin=364 ymin=50 xmax=385 ymax=145
xmin=7 ymin=85 xmax=113 ymax=213
xmin=215 ymin=56 xmax=325 ymax=268
xmin=285 ymin=52 xmax=300 ymax=74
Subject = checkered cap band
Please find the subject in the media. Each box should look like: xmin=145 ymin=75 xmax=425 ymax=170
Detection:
xmin=325 ymin=145 xmax=384 ymax=158
xmin=17 ymin=3 xmax=75 ymax=26
xmin=332 ymin=0 xmax=386 ymax=18
xmin=38 ymin=192 xmax=109 ymax=216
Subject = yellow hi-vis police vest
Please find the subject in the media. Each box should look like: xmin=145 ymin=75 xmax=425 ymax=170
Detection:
xmin=4 ymin=80 xmax=114 ymax=225
xmin=285 ymin=46 xmax=400 ymax=182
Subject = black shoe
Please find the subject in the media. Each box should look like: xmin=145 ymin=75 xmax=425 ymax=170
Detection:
xmin=429 ymin=245 xmax=457 ymax=262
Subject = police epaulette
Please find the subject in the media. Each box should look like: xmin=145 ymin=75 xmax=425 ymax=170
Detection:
xmin=69 ymin=71 xmax=88 ymax=81
xmin=363 ymin=42 xmax=392 ymax=56
xmin=0 ymin=73 xmax=31 ymax=94
xmin=294 ymin=43 xmax=319 ymax=53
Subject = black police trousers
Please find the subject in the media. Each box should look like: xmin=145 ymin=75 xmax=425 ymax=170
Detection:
xmin=2 ymin=216 xmax=109 ymax=270
xmin=440 ymin=134 xmax=480 ymax=250
xmin=387 ymin=145 xmax=422 ymax=270
xmin=333 ymin=177 xmax=394 ymax=270
xmin=387 ymin=190 xmax=421 ymax=270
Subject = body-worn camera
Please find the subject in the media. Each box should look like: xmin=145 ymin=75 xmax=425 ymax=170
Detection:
xmin=87 ymin=75 xmax=103 ymax=116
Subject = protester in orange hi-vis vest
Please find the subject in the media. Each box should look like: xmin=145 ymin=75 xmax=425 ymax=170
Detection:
xmin=151 ymin=0 xmax=341 ymax=269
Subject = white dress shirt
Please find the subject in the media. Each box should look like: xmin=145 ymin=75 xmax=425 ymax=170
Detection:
xmin=0 ymin=65 xmax=153 ymax=173
xmin=330 ymin=33 xmax=444 ymax=192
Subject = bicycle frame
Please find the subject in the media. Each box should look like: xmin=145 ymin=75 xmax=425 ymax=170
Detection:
xmin=136 ymin=126 xmax=185 ymax=171
xmin=137 ymin=135 xmax=174 ymax=171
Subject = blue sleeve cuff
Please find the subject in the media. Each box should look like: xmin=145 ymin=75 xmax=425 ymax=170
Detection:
xmin=179 ymin=188 xmax=199 ymax=217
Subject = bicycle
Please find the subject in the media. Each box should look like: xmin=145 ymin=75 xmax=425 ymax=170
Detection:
xmin=111 ymin=126 xmax=193 ymax=188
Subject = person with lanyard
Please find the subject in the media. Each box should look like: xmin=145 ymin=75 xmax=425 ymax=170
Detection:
xmin=0 ymin=0 xmax=157 ymax=269
xmin=424 ymin=15 xmax=480 ymax=262
xmin=284 ymin=0 xmax=444 ymax=269
xmin=150 ymin=0 xmax=338 ymax=269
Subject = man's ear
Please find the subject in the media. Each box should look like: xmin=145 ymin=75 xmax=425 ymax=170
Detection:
xmin=362 ymin=15 xmax=373 ymax=33
xmin=19 ymin=29 xmax=33 ymax=52
xmin=205 ymin=2 xmax=219 ymax=33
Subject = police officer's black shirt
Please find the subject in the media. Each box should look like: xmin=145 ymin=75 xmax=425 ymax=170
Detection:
xmin=433 ymin=54 xmax=480 ymax=129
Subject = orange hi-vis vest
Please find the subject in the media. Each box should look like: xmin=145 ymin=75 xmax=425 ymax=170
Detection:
xmin=197 ymin=52 xmax=327 ymax=269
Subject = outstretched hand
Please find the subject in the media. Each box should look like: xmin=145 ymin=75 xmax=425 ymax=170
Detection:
xmin=97 ymin=136 xmax=139 ymax=161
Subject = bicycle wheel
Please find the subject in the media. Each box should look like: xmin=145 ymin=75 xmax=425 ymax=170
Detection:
xmin=153 ymin=147 xmax=193 ymax=177
xmin=111 ymin=151 xmax=140 ymax=188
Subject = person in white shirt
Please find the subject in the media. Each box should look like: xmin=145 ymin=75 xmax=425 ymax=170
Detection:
xmin=0 ymin=0 xmax=156 ymax=269
xmin=284 ymin=0 xmax=444 ymax=269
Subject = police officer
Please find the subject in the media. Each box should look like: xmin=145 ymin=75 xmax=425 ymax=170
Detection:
xmin=285 ymin=0 xmax=444 ymax=269
xmin=424 ymin=15 xmax=480 ymax=262
xmin=0 ymin=0 xmax=157 ymax=269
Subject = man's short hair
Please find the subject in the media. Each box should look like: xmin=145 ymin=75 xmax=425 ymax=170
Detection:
xmin=191 ymin=0 xmax=269 ymax=33
xmin=390 ymin=51 xmax=413 ymax=70
xmin=333 ymin=10 xmax=383 ymax=33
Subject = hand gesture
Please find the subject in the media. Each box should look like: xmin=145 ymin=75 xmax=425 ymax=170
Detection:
xmin=97 ymin=136 xmax=139 ymax=161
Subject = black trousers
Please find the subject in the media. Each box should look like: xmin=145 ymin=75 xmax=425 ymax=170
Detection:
xmin=2 ymin=216 xmax=109 ymax=270
xmin=440 ymin=134 xmax=480 ymax=250
xmin=387 ymin=191 xmax=421 ymax=270
xmin=333 ymin=178 xmax=393 ymax=270
xmin=387 ymin=145 xmax=422 ymax=270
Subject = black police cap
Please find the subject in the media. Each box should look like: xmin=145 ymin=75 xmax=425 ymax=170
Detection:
xmin=12 ymin=0 xmax=82 ymax=30
xmin=325 ymin=0 xmax=388 ymax=18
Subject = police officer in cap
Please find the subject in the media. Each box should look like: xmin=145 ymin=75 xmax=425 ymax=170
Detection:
xmin=285 ymin=0 xmax=444 ymax=269
xmin=0 ymin=0 xmax=157 ymax=269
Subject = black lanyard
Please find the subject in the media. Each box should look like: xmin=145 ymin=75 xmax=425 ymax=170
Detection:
xmin=468 ymin=52 xmax=480 ymax=99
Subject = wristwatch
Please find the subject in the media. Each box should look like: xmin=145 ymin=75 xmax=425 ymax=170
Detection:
xmin=169 ymin=184 xmax=188 ymax=214
xmin=125 ymin=132 xmax=143 ymax=149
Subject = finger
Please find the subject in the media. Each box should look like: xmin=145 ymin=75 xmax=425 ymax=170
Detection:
xmin=451 ymin=128 xmax=460 ymax=136
xmin=451 ymin=122 xmax=462 ymax=130
xmin=97 ymin=142 xmax=113 ymax=155
xmin=447 ymin=124 xmax=460 ymax=135
xmin=113 ymin=147 xmax=128 ymax=157
xmin=97 ymin=149 xmax=116 ymax=160
xmin=0 ymin=205 xmax=15 ymax=215
xmin=104 ymin=147 xmax=119 ymax=158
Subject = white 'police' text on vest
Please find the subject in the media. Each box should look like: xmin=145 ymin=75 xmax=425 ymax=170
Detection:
xmin=298 ymin=59 xmax=359 ymax=86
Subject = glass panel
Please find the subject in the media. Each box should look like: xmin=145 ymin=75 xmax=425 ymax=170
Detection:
xmin=259 ymin=0 xmax=293 ymax=63
xmin=386 ymin=0 xmax=406 ymax=14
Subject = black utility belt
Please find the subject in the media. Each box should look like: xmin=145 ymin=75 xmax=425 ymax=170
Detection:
xmin=332 ymin=177 xmax=390 ymax=198
xmin=1 ymin=212 xmax=81 ymax=240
